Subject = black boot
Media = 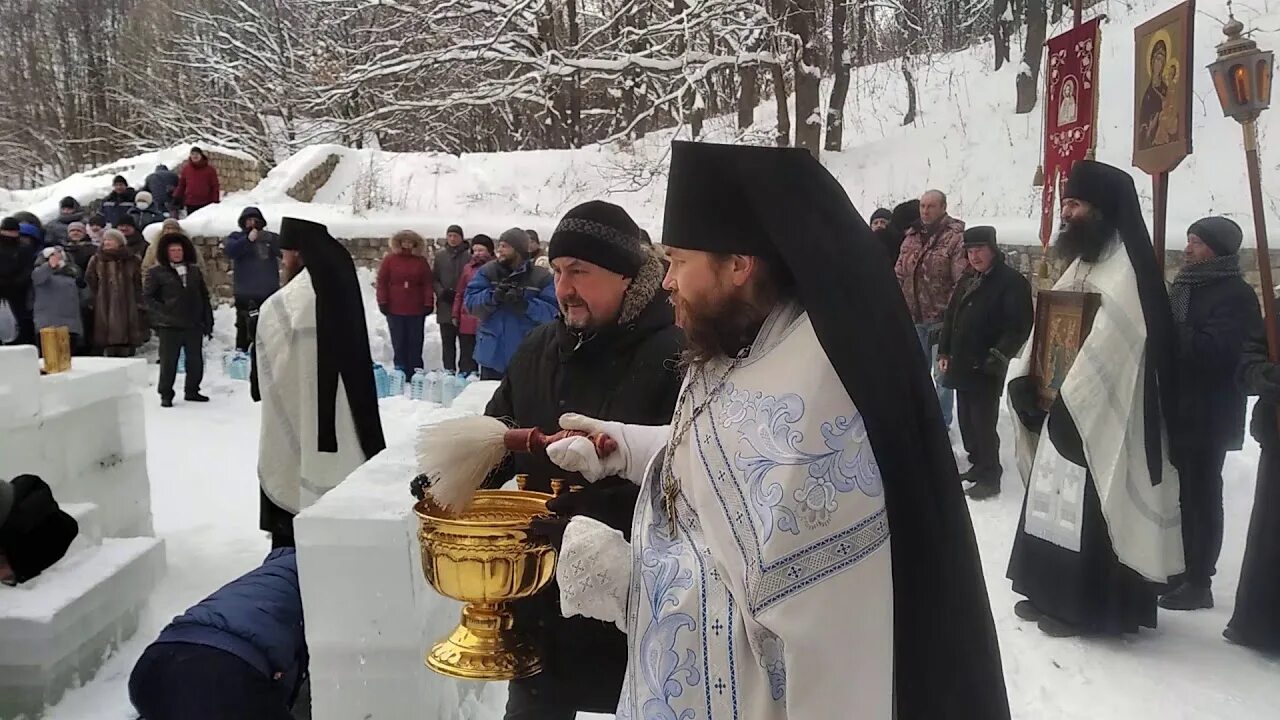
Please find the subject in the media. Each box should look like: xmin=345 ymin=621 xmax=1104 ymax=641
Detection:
xmin=160 ymin=397 xmax=174 ymax=408
xmin=1159 ymin=582 xmax=1214 ymax=611
xmin=965 ymin=480 xmax=1001 ymax=500
xmin=185 ymin=392 xmax=210 ymax=403
xmin=1014 ymin=600 xmax=1043 ymax=622
xmin=1037 ymin=615 xmax=1081 ymax=638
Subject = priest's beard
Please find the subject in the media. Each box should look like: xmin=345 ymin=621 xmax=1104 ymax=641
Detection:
xmin=677 ymin=291 xmax=771 ymax=368
xmin=1054 ymin=210 xmax=1116 ymax=264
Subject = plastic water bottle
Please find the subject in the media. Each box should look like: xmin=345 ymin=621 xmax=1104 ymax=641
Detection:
xmin=389 ymin=368 xmax=406 ymax=397
xmin=441 ymin=373 xmax=463 ymax=407
xmin=222 ymin=352 xmax=235 ymax=377
xmin=410 ymin=369 xmax=427 ymax=401
xmin=426 ymin=370 xmax=443 ymax=404
xmin=177 ymin=347 xmax=186 ymax=374
xmin=373 ymin=364 xmax=390 ymax=399
xmin=233 ymin=352 xmax=251 ymax=381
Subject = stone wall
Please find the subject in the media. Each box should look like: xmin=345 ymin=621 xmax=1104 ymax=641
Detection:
xmin=1002 ymin=244 xmax=1280 ymax=299
xmin=286 ymin=153 xmax=342 ymax=202
xmin=194 ymin=235 xmax=444 ymax=300
xmin=191 ymin=150 xmax=265 ymax=193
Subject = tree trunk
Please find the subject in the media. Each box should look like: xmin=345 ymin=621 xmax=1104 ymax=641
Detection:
xmin=738 ymin=65 xmax=758 ymax=130
xmin=790 ymin=0 xmax=821 ymax=158
xmin=902 ymin=58 xmax=918 ymax=125
xmin=1015 ymin=0 xmax=1047 ymax=114
xmin=772 ymin=62 xmax=791 ymax=146
xmin=825 ymin=0 xmax=850 ymax=151
xmin=570 ymin=0 xmax=586 ymax=147
xmin=994 ymin=0 xmax=1012 ymax=70
xmin=1051 ymin=0 xmax=1064 ymax=24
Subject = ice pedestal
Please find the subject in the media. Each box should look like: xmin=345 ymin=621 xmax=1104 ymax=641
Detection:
xmin=295 ymin=382 xmax=512 ymax=720
xmin=0 ymin=347 xmax=163 ymax=720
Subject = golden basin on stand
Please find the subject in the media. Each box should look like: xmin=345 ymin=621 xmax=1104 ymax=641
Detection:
xmin=414 ymin=489 xmax=556 ymax=681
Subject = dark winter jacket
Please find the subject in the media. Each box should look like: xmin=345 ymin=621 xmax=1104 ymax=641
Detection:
xmin=432 ymin=242 xmax=471 ymax=322
xmin=174 ymin=158 xmax=221 ymax=209
xmin=223 ymin=207 xmax=281 ymax=300
xmin=153 ymin=548 xmax=308 ymax=705
xmin=144 ymin=165 xmax=180 ymax=211
xmin=484 ymin=270 xmax=684 ymax=711
xmin=100 ymin=188 xmax=137 ymax=226
xmin=464 ymin=259 xmax=558 ymax=374
xmin=145 ymin=235 xmax=213 ymax=332
xmin=939 ymin=255 xmax=1033 ymax=393
xmin=1241 ymin=302 xmax=1280 ymax=448
xmin=122 ymin=233 xmax=149 ymax=262
xmin=895 ymin=214 xmax=968 ymax=325
xmin=0 ymin=236 xmax=37 ymax=326
xmin=85 ymin=246 xmax=148 ymax=349
xmin=452 ymin=256 xmax=486 ymax=335
xmin=45 ymin=208 xmax=86 ymax=248
xmin=31 ymin=256 xmax=85 ymax=336
xmin=64 ymin=240 xmax=97 ymax=276
xmin=1175 ymin=270 xmax=1262 ymax=452
xmin=127 ymin=205 xmax=166 ymax=231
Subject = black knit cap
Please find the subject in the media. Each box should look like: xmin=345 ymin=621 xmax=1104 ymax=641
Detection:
xmin=549 ymin=200 xmax=646 ymax=277
xmin=470 ymin=234 xmax=495 ymax=254
xmin=871 ymin=208 xmax=893 ymax=223
xmin=446 ymin=224 xmax=464 ymax=238
xmin=115 ymin=215 xmax=137 ymax=229
xmin=0 ymin=217 xmax=18 ymax=232
xmin=891 ymin=199 xmax=921 ymax=232
xmin=60 ymin=196 xmax=78 ymax=210
xmin=963 ymin=226 xmax=998 ymax=249
xmin=499 ymin=227 xmax=531 ymax=258
xmin=1188 ymin=216 xmax=1243 ymax=257
xmin=112 ymin=175 xmax=126 ymax=185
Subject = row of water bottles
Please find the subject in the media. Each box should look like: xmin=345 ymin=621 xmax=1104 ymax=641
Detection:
xmin=372 ymin=364 xmax=479 ymax=407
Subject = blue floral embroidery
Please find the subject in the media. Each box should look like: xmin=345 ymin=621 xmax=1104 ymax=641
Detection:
xmin=637 ymin=482 xmax=702 ymax=720
xmin=756 ymin=630 xmax=787 ymax=702
xmin=722 ymin=383 xmax=882 ymax=533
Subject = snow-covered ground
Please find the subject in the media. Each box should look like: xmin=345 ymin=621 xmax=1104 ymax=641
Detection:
xmin=39 ymin=308 xmax=1280 ymax=720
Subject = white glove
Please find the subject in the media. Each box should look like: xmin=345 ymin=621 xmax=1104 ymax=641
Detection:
xmin=557 ymin=516 xmax=631 ymax=632
xmin=546 ymin=413 xmax=670 ymax=485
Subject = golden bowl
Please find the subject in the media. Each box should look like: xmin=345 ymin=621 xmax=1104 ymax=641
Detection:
xmin=414 ymin=489 xmax=555 ymax=680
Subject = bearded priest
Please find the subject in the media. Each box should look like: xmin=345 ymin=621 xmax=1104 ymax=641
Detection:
xmin=1006 ymin=160 xmax=1184 ymax=638
xmin=542 ymin=141 xmax=1010 ymax=720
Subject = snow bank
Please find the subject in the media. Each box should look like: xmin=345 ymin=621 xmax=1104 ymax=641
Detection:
xmin=1 ymin=145 xmax=256 ymax=224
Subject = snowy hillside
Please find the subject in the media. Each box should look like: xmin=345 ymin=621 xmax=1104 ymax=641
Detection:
xmin=5 ymin=0 xmax=1278 ymax=250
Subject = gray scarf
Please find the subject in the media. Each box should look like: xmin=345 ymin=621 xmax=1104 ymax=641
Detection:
xmin=1170 ymin=254 xmax=1242 ymax=323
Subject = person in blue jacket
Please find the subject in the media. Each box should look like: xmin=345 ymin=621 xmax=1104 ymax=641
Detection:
xmin=464 ymin=227 xmax=558 ymax=379
xmin=222 ymin=206 xmax=282 ymax=352
xmin=128 ymin=548 xmax=308 ymax=720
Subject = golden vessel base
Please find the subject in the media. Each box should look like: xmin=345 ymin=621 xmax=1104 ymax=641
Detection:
xmin=425 ymin=604 xmax=542 ymax=681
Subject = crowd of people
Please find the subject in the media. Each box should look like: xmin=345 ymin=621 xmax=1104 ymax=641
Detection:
xmin=5 ymin=140 xmax=1280 ymax=720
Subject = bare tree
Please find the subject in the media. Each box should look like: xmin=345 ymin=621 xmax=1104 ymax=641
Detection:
xmin=824 ymin=0 xmax=850 ymax=151
xmin=1015 ymin=0 xmax=1046 ymax=114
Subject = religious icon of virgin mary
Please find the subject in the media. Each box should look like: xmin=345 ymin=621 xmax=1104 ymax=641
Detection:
xmin=1058 ymin=77 xmax=1079 ymax=126
xmin=1138 ymin=39 xmax=1169 ymax=149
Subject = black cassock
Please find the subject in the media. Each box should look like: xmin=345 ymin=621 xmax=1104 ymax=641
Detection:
xmin=1007 ymin=399 xmax=1159 ymax=633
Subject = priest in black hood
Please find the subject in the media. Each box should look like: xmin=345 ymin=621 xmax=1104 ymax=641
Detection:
xmin=1006 ymin=160 xmax=1183 ymax=637
xmin=542 ymin=141 xmax=1009 ymax=720
xmin=254 ymin=218 xmax=386 ymax=548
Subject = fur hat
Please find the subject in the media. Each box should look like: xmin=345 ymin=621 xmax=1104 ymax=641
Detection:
xmin=102 ymin=228 xmax=126 ymax=247
xmin=390 ymin=229 xmax=424 ymax=252
xmin=135 ymin=191 xmax=153 ymax=208
xmin=498 ymin=227 xmax=531 ymax=258
xmin=548 ymin=201 xmax=645 ymax=278
xmin=963 ymin=226 xmax=998 ymax=249
xmin=471 ymin=234 xmax=495 ymax=254
xmin=41 ymin=246 xmax=61 ymax=260
xmin=891 ymin=200 xmax=921 ymax=232
xmin=1188 ymin=216 xmax=1243 ymax=257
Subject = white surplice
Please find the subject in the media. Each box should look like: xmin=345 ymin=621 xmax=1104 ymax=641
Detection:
xmin=1007 ymin=240 xmax=1182 ymax=581
xmin=255 ymin=269 xmax=368 ymax=514
xmin=559 ymin=303 xmax=894 ymax=720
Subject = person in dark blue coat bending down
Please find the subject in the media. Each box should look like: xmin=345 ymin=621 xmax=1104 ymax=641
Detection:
xmin=128 ymin=548 xmax=308 ymax=720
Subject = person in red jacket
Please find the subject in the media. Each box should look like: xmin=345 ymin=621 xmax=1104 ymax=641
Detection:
xmin=377 ymin=229 xmax=435 ymax=373
xmin=451 ymin=234 xmax=493 ymax=375
xmin=173 ymin=147 xmax=222 ymax=216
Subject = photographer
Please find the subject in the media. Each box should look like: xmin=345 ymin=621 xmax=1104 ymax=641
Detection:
xmin=463 ymin=228 xmax=557 ymax=379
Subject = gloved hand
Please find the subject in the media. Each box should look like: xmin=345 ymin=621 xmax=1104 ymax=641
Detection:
xmin=546 ymin=413 xmax=670 ymax=485
xmin=528 ymin=514 xmax=570 ymax=549
xmin=1007 ymin=376 xmax=1046 ymax=433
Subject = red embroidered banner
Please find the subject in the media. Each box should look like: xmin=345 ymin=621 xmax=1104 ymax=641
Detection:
xmin=1039 ymin=18 xmax=1103 ymax=246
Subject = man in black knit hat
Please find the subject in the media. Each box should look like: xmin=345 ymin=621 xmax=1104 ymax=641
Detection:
xmin=483 ymin=200 xmax=683 ymax=720
xmin=1160 ymin=216 xmax=1261 ymax=611
xmin=938 ymin=226 xmax=1033 ymax=500
xmin=433 ymin=224 xmax=471 ymax=372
